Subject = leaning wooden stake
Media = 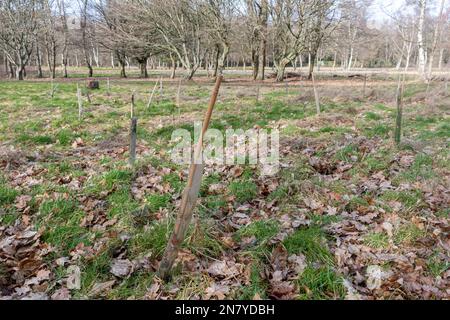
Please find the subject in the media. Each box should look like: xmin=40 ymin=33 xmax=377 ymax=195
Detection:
xmin=158 ymin=76 xmax=223 ymax=280
xmin=394 ymin=73 xmax=405 ymax=145
xmin=147 ymin=81 xmax=159 ymax=109
xmin=77 ymin=83 xmax=83 ymax=120
xmin=129 ymin=117 xmax=138 ymax=165
xmin=311 ymin=72 xmax=321 ymax=114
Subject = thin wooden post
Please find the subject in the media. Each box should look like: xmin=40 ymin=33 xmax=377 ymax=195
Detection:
xmin=147 ymin=81 xmax=159 ymax=109
xmin=77 ymin=83 xmax=83 ymax=120
xmin=311 ymin=72 xmax=321 ymax=114
xmin=363 ymin=74 xmax=367 ymax=98
xmin=50 ymin=79 xmax=58 ymax=99
xmin=85 ymin=88 xmax=92 ymax=104
xmin=176 ymin=78 xmax=182 ymax=108
xmin=130 ymin=91 xmax=135 ymax=119
xmin=107 ymin=78 xmax=111 ymax=96
xmin=157 ymin=76 xmax=223 ymax=280
xmin=159 ymin=76 xmax=163 ymax=101
xmin=394 ymin=73 xmax=405 ymax=145
xmin=129 ymin=117 xmax=137 ymax=165
xmin=256 ymin=83 xmax=260 ymax=103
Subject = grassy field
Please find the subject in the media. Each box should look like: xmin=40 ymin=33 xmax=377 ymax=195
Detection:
xmin=0 ymin=70 xmax=449 ymax=300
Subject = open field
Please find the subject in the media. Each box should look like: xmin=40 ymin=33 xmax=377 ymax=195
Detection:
xmin=0 ymin=69 xmax=449 ymax=300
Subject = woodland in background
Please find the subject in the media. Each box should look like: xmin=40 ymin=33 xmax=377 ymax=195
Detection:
xmin=0 ymin=0 xmax=449 ymax=82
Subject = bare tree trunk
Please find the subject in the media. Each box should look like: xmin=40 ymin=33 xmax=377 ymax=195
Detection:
xmin=251 ymin=48 xmax=259 ymax=80
xmin=417 ymin=0 xmax=427 ymax=79
xmin=213 ymin=45 xmax=220 ymax=78
xmin=276 ymin=59 xmax=289 ymax=82
xmin=36 ymin=44 xmax=43 ymax=78
xmin=427 ymin=0 xmax=445 ymax=79
xmin=308 ymin=53 xmax=316 ymax=80
xmin=438 ymin=49 xmax=444 ymax=70
xmin=170 ymin=55 xmax=177 ymax=79
xmin=258 ymin=0 xmax=268 ymax=80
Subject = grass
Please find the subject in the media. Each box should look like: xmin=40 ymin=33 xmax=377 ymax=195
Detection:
xmin=283 ymin=226 xmax=333 ymax=266
xmin=228 ymin=180 xmax=258 ymax=203
xmin=0 ymin=184 xmax=18 ymax=206
xmin=146 ymin=194 xmax=172 ymax=212
xmin=364 ymin=232 xmax=390 ymax=249
xmin=393 ymin=222 xmax=426 ymax=245
xmin=37 ymin=199 xmax=91 ymax=254
xmin=236 ymin=220 xmax=280 ymax=245
xmin=0 ymin=76 xmax=447 ymax=300
xmin=380 ymin=190 xmax=424 ymax=211
xmin=237 ymin=262 xmax=268 ymax=300
xmin=297 ymin=266 xmax=345 ymax=300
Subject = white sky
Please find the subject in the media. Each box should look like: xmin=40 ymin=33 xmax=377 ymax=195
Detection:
xmin=369 ymin=0 xmax=406 ymax=24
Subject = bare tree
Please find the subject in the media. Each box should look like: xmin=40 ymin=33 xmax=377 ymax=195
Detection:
xmin=78 ymin=0 xmax=93 ymax=77
xmin=417 ymin=0 xmax=427 ymax=78
xmin=0 ymin=0 xmax=39 ymax=80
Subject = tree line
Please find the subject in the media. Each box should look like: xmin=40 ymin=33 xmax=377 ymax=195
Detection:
xmin=0 ymin=0 xmax=448 ymax=81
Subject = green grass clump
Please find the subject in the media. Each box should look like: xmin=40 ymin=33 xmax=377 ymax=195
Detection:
xmin=364 ymin=232 xmax=389 ymax=249
xmin=146 ymin=194 xmax=171 ymax=212
xmin=297 ymin=266 xmax=345 ymax=300
xmin=238 ymin=262 xmax=267 ymax=300
xmin=0 ymin=185 xmax=18 ymax=206
xmin=236 ymin=220 xmax=280 ymax=245
xmin=426 ymin=253 xmax=450 ymax=278
xmin=129 ymin=221 xmax=170 ymax=258
xmin=103 ymin=169 xmax=133 ymax=189
xmin=56 ymin=129 xmax=76 ymax=146
xmin=394 ymin=222 xmax=426 ymax=245
xmin=108 ymin=271 xmax=154 ymax=299
xmin=107 ymin=189 xmax=140 ymax=219
xmin=365 ymin=112 xmax=382 ymax=121
xmin=398 ymin=153 xmax=435 ymax=181
xmin=38 ymin=199 xmax=90 ymax=254
xmin=380 ymin=190 xmax=424 ymax=210
xmin=335 ymin=144 xmax=359 ymax=162
xmin=228 ymin=180 xmax=258 ymax=203
xmin=283 ymin=226 xmax=333 ymax=265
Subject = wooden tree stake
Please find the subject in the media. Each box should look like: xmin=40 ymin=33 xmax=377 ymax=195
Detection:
xmin=176 ymin=78 xmax=182 ymax=108
xmin=363 ymin=74 xmax=367 ymax=98
xmin=77 ymin=83 xmax=83 ymax=120
xmin=394 ymin=73 xmax=405 ymax=145
xmin=312 ymin=72 xmax=321 ymax=114
xmin=131 ymin=91 xmax=135 ymax=119
xmin=147 ymin=81 xmax=159 ymax=109
xmin=107 ymin=78 xmax=111 ymax=97
xmin=129 ymin=117 xmax=138 ymax=165
xmin=256 ymin=83 xmax=260 ymax=103
xmin=157 ymin=76 xmax=223 ymax=280
xmin=159 ymin=76 xmax=163 ymax=101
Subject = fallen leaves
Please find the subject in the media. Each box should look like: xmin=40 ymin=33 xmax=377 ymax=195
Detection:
xmin=66 ymin=266 xmax=81 ymax=290
xmin=110 ymin=259 xmax=134 ymax=278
